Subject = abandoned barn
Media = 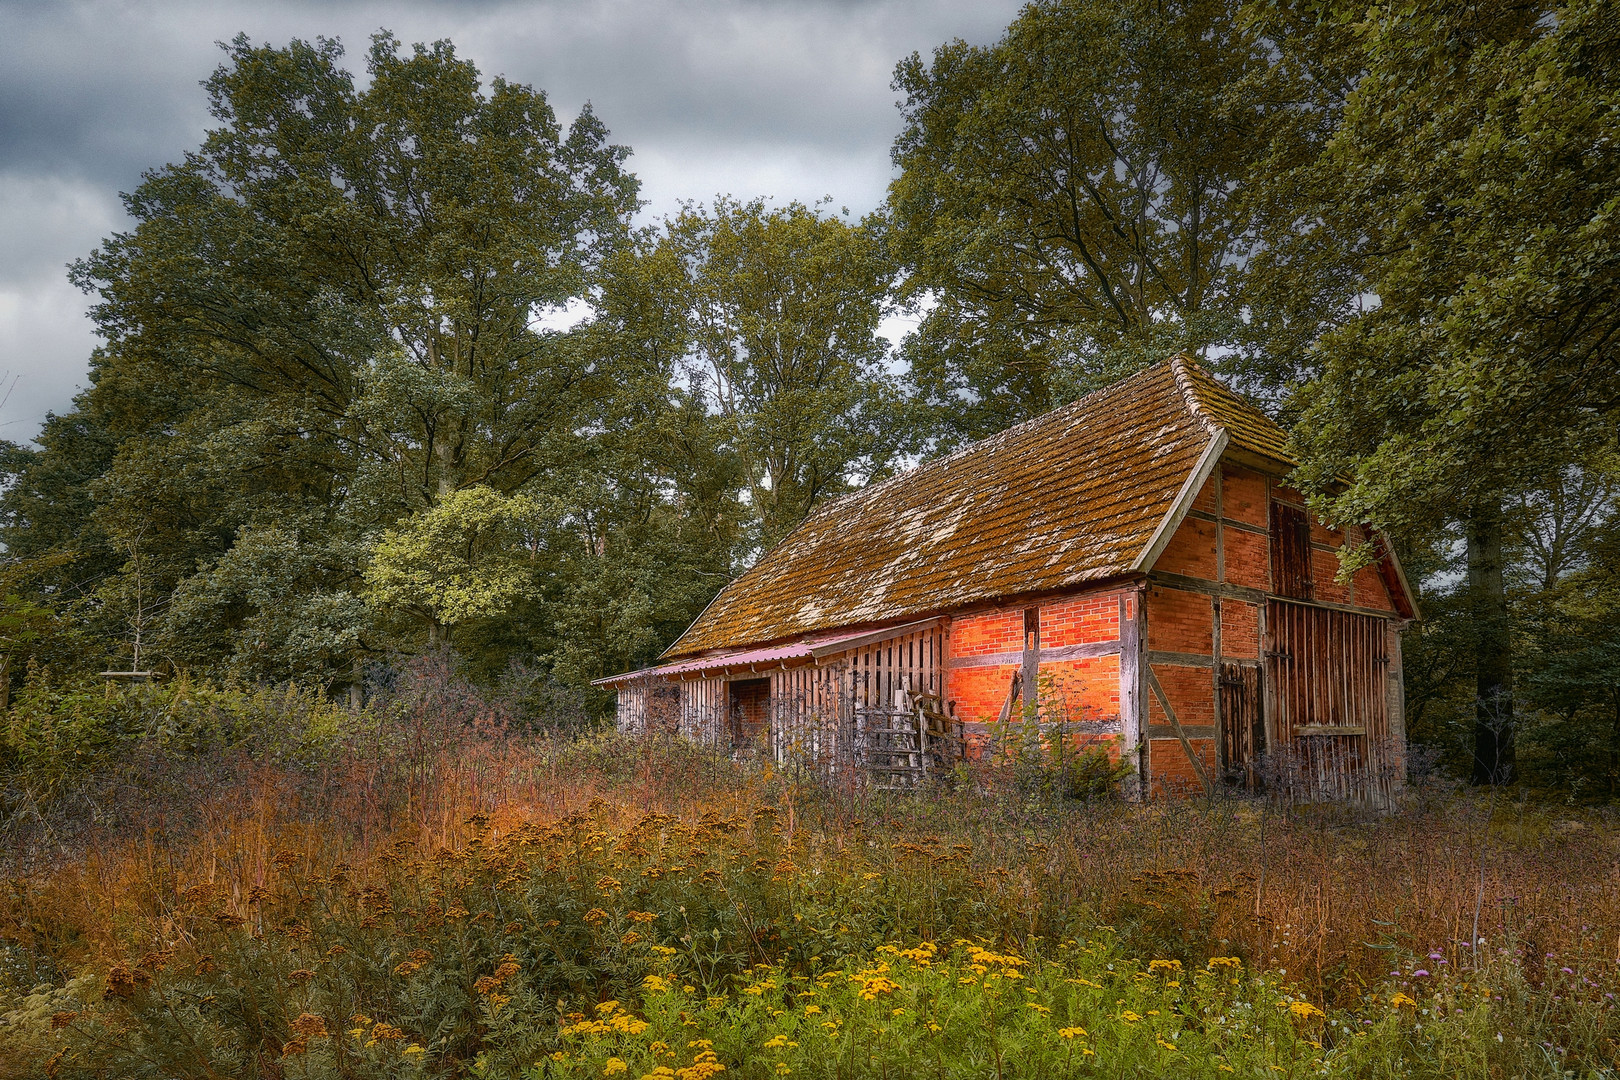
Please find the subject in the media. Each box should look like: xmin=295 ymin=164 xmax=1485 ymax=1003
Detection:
xmin=596 ymin=356 xmax=1419 ymax=800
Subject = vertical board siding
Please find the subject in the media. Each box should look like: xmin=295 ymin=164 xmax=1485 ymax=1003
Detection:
xmin=1218 ymin=662 xmax=1262 ymax=787
xmin=679 ymin=678 xmax=727 ymax=745
xmin=1264 ymin=599 xmax=1394 ymax=802
xmin=616 ymin=686 xmax=644 ymax=734
xmin=767 ymin=624 xmax=949 ymax=779
xmin=1269 ymin=502 xmax=1313 ymax=600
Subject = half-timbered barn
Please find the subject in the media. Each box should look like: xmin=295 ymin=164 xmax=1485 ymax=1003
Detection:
xmin=595 ymin=356 xmax=1419 ymax=800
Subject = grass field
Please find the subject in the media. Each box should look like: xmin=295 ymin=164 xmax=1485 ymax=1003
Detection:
xmin=0 ymin=716 xmax=1617 ymax=1078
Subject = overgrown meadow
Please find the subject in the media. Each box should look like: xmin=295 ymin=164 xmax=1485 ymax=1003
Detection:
xmin=0 ymin=663 xmax=1616 ymax=1078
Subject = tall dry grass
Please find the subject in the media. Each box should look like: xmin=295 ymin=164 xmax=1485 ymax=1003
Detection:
xmin=5 ymin=730 xmax=1615 ymax=1010
xmin=0 ymin=667 xmax=1615 ymax=1075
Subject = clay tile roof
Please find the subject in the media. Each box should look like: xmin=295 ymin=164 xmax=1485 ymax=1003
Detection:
xmin=1172 ymin=358 xmax=1296 ymax=466
xmin=661 ymin=355 xmax=1292 ymax=658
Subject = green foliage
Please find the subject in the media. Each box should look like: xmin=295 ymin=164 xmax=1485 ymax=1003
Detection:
xmin=1275 ymin=0 xmax=1620 ymax=537
xmin=0 ymin=672 xmax=352 ymax=817
xmin=889 ymin=0 xmax=1268 ymax=445
xmin=366 ymin=488 xmax=556 ymax=642
xmin=655 ymin=197 xmax=902 ymax=548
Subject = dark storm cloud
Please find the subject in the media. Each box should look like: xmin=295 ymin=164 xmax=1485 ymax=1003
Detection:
xmin=0 ymin=0 xmax=1020 ymax=439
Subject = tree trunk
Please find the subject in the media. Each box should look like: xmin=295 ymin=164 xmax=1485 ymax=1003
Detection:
xmin=1609 ymin=692 xmax=1619 ymax=800
xmin=348 ymin=654 xmax=364 ymax=711
xmin=1466 ymin=500 xmax=1515 ymax=785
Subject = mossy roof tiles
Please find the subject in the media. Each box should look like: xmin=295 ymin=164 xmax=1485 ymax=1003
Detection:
xmin=662 ymin=355 xmax=1291 ymax=659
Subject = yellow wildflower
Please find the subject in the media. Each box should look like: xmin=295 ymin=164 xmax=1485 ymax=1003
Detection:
xmin=604 ymin=1059 xmax=628 ymax=1076
xmin=1287 ymin=1001 xmax=1325 ymax=1023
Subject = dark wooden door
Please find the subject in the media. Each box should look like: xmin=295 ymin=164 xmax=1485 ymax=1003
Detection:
xmin=1269 ymin=501 xmax=1313 ymax=599
xmin=1219 ymin=662 xmax=1263 ymax=788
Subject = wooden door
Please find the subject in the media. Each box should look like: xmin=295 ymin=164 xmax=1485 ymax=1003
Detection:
xmin=1263 ymin=600 xmax=1394 ymax=800
xmin=1219 ymin=662 xmax=1263 ymax=788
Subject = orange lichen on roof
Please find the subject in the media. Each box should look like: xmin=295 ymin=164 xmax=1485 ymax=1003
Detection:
xmin=664 ymin=355 xmax=1286 ymax=658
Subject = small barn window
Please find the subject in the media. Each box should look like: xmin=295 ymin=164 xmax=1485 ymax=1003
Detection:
xmin=1270 ymin=501 xmax=1313 ymax=599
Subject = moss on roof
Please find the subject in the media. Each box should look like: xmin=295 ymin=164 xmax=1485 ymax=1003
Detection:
xmin=664 ymin=355 xmax=1292 ymax=658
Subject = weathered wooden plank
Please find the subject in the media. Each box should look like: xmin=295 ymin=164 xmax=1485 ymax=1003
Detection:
xmin=1021 ymin=607 xmax=1040 ymax=717
xmin=947 ymin=640 xmax=1122 ymax=670
xmin=1150 ymin=725 xmax=1216 ymax=740
xmin=1147 ymin=650 xmax=1215 ymax=669
xmin=1120 ymin=589 xmax=1146 ymax=798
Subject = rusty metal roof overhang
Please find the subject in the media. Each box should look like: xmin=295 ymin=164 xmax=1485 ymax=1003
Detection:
xmin=592 ymin=617 xmax=944 ymax=687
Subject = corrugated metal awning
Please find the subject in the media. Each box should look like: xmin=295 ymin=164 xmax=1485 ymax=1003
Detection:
xmin=591 ymin=617 xmax=943 ymax=686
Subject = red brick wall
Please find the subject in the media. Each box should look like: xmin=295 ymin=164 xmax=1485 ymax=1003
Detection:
xmin=950 ymin=664 xmax=1020 ymax=728
xmin=1221 ymin=465 xmax=1269 ymax=528
xmin=1223 ymin=527 xmax=1269 ymax=591
xmin=1219 ymin=599 xmax=1260 ymax=659
xmin=1150 ymin=738 xmax=1216 ymax=797
xmin=1039 ymin=593 xmax=1122 ymax=647
xmin=1313 ymin=550 xmax=1352 ymax=605
xmin=945 ymin=587 xmax=1129 ymax=757
xmin=1146 ymin=585 xmax=1213 ymax=653
xmin=949 ymin=609 xmax=1024 ymax=660
xmin=1147 ymin=663 xmax=1214 ymax=727
xmin=1191 ymin=472 xmax=1220 ymax=514
xmin=1355 ymin=564 xmax=1397 ymax=611
xmin=1157 ymin=515 xmax=1218 ymax=579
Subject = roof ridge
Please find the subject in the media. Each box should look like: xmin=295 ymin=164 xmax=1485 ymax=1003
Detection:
xmin=1169 ymin=353 xmax=1228 ymax=439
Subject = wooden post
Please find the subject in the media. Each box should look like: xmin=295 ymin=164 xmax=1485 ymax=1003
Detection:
xmin=1021 ymin=607 xmax=1040 ymax=722
xmin=1119 ymin=588 xmax=1147 ymax=799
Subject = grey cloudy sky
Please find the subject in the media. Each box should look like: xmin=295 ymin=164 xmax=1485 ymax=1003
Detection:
xmin=0 ymin=0 xmax=1021 ymax=443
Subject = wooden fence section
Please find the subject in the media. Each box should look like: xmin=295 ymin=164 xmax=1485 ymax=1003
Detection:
xmin=845 ymin=624 xmax=948 ymax=712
